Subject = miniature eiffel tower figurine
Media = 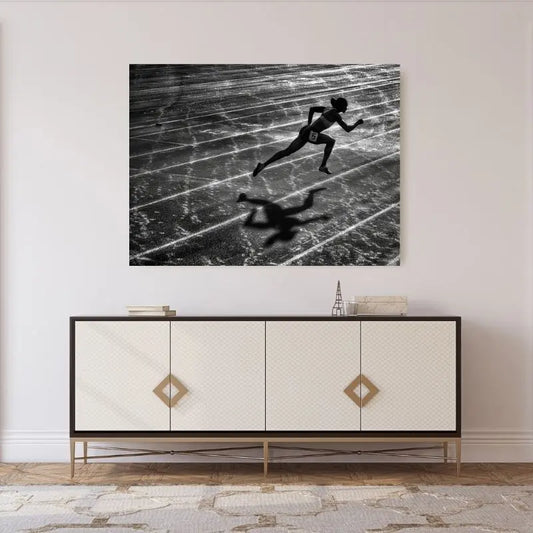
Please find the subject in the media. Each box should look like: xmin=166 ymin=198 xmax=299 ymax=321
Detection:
xmin=331 ymin=280 xmax=345 ymax=316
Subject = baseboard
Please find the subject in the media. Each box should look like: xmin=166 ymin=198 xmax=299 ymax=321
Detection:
xmin=0 ymin=431 xmax=69 ymax=462
xmin=461 ymin=429 xmax=533 ymax=462
xmin=1 ymin=429 xmax=533 ymax=463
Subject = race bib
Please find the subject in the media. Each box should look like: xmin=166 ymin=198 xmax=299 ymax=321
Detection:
xmin=309 ymin=130 xmax=318 ymax=142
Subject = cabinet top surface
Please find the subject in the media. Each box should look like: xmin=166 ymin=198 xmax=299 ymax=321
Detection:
xmin=71 ymin=315 xmax=461 ymax=321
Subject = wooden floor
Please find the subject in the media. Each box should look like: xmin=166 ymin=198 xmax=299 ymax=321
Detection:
xmin=1 ymin=463 xmax=533 ymax=485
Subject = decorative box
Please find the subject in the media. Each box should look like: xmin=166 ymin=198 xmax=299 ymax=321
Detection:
xmin=355 ymin=296 xmax=408 ymax=315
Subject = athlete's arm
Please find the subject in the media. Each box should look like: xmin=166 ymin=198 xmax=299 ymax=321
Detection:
xmin=308 ymin=106 xmax=326 ymax=125
xmin=336 ymin=114 xmax=364 ymax=132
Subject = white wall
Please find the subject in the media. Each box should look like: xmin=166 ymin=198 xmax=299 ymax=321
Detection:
xmin=0 ymin=1 xmax=532 ymax=462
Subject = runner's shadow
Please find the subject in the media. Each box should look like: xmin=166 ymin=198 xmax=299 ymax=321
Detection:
xmin=237 ymin=188 xmax=330 ymax=248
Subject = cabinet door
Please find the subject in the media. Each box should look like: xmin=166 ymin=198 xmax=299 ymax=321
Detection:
xmin=361 ymin=321 xmax=456 ymax=431
xmin=170 ymin=321 xmax=265 ymax=431
xmin=266 ymin=321 xmax=360 ymax=431
xmin=75 ymin=321 xmax=170 ymax=431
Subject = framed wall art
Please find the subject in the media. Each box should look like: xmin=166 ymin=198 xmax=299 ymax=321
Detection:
xmin=129 ymin=64 xmax=400 ymax=266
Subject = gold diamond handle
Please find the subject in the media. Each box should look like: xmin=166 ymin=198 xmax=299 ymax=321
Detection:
xmin=344 ymin=374 xmax=379 ymax=407
xmin=153 ymin=374 xmax=189 ymax=407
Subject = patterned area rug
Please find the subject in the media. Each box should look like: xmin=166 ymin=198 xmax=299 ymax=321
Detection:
xmin=1 ymin=484 xmax=533 ymax=532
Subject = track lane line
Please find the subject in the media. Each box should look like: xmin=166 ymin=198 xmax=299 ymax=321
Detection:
xmin=131 ymin=137 xmax=188 ymax=147
xmin=130 ymin=65 xmax=395 ymax=100
xmin=130 ymin=80 xmax=399 ymax=142
xmin=130 ymin=99 xmax=400 ymax=158
xmin=131 ymin=91 xmax=399 ymax=139
xmin=130 ymin=113 xmax=399 ymax=180
xmin=130 ymin=127 xmax=400 ymax=210
xmin=129 ymin=66 xmax=367 ymax=98
xmin=130 ymin=75 xmax=399 ymax=129
xmin=132 ymin=97 xmax=399 ymax=143
xmin=130 ymin=151 xmax=399 ymax=261
xmin=130 ymin=78 xmax=399 ymax=132
xmin=280 ymin=202 xmax=400 ymax=265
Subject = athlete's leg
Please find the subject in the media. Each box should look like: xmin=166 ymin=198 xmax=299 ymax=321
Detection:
xmin=314 ymin=133 xmax=335 ymax=174
xmin=267 ymin=136 xmax=308 ymax=165
xmin=253 ymin=135 xmax=307 ymax=176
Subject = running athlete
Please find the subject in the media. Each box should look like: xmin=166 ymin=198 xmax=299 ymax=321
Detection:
xmin=252 ymin=97 xmax=364 ymax=177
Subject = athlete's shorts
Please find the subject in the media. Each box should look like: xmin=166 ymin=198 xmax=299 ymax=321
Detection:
xmin=299 ymin=125 xmax=319 ymax=144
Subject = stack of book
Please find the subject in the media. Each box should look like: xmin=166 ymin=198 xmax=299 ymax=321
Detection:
xmin=127 ymin=305 xmax=176 ymax=317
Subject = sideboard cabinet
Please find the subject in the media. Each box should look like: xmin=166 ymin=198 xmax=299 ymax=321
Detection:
xmin=70 ymin=316 xmax=460 ymax=475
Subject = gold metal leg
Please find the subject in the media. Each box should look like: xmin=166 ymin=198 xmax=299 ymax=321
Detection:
xmin=83 ymin=442 xmax=88 ymax=465
xmin=263 ymin=441 xmax=269 ymax=476
xmin=443 ymin=441 xmax=448 ymax=464
xmin=70 ymin=440 xmax=75 ymax=479
xmin=456 ymin=439 xmax=461 ymax=476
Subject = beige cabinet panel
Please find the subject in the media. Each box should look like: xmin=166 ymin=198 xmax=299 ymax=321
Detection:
xmin=266 ymin=321 xmax=360 ymax=431
xmin=75 ymin=321 xmax=170 ymax=431
xmin=171 ymin=321 xmax=265 ymax=431
xmin=361 ymin=321 xmax=456 ymax=431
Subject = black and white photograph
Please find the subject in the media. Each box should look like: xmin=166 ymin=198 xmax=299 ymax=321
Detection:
xmin=129 ymin=64 xmax=400 ymax=266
